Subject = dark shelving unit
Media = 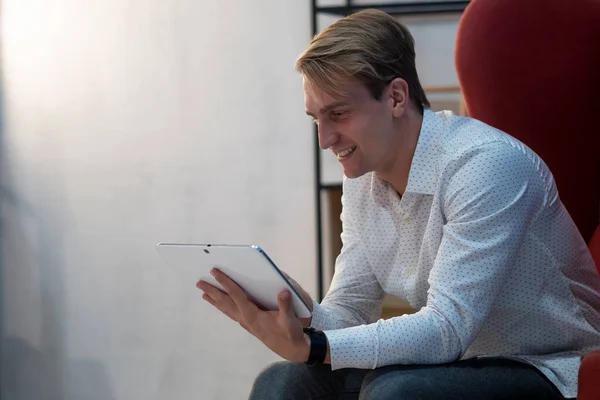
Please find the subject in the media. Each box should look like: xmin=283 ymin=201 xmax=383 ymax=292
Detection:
xmin=317 ymin=1 xmax=469 ymax=17
xmin=311 ymin=1 xmax=470 ymax=301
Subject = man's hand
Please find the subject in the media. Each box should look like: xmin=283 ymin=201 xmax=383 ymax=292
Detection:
xmin=197 ymin=269 xmax=311 ymax=363
xmin=280 ymin=271 xmax=313 ymax=327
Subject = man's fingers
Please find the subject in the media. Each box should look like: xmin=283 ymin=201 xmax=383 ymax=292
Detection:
xmin=197 ymin=280 xmax=227 ymax=302
xmin=202 ymin=293 xmax=215 ymax=305
xmin=277 ymin=290 xmax=295 ymax=324
xmin=280 ymin=271 xmax=312 ymax=312
xmin=212 ymin=269 xmax=258 ymax=316
xmin=281 ymin=271 xmax=299 ymax=286
xmin=197 ymin=280 xmax=239 ymax=320
xmin=202 ymin=293 xmax=237 ymax=321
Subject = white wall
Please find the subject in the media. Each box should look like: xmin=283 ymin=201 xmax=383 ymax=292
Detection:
xmin=0 ymin=1 xmax=314 ymax=399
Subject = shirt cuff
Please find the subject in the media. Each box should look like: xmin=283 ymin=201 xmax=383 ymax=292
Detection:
xmin=324 ymin=323 xmax=379 ymax=370
xmin=309 ymin=300 xmax=330 ymax=331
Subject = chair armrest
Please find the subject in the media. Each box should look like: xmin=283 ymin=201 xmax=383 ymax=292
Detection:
xmin=578 ymin=349 xmax=600 ymax=400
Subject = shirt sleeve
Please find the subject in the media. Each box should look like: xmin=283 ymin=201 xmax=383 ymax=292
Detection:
xmin=310 ymin=178 xmax=386 ymax=332
xmin=323 ymin=142 xmax=547 ymax=370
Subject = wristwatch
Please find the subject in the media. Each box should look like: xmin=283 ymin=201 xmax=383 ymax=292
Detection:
xmin=303 ymin=327 xmax=328 ymax=366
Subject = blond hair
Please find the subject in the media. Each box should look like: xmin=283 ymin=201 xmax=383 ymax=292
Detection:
xmin=296 ymin=9 xmax=430 ymax=113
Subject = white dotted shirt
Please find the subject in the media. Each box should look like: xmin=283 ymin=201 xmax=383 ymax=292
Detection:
xmin=310 ymin=110 xmax=600 ymax=399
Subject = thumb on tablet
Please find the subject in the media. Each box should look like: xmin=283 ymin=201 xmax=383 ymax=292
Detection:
xmin=278 ymin=290 xmax=294 ymax=322
xmin=281 ymin=271 xmax=313 ymax=311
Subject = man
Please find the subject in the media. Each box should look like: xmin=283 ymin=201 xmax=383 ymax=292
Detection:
xmin=197 ymin=9 xmax=600 ymax=399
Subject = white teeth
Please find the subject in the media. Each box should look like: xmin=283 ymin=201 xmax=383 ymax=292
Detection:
xmin=337 ymin=146 xmax=356 ymax=159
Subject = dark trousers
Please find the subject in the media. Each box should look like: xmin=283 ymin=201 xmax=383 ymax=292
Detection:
xmin=248 ymin=358 xmax=568 ymax=400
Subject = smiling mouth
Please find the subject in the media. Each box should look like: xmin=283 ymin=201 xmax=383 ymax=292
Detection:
xmin=336 ymin=146 xmax=357 ymax=160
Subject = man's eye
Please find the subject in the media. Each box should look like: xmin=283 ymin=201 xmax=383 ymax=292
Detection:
xmin=331 ymin=111 xmax=347 ymax=118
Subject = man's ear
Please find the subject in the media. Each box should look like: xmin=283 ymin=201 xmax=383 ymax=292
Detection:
xmin=389 ymin=78 xmax=409 ymax=118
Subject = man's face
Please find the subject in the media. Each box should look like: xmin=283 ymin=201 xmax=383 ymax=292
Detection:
xmin=304 ymin=78 xmax=396 ymax=179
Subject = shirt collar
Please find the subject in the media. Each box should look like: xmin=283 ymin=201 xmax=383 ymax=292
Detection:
xmin=404 ymin=109 xmax=445 ymax=195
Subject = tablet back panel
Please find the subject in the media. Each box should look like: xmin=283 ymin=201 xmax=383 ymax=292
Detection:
xmin=155 ymin=243 xmax=312 ymax=318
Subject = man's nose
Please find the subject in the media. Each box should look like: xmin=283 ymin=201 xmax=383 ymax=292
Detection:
xmin=317 ymin=121 xmax=337 ymax=150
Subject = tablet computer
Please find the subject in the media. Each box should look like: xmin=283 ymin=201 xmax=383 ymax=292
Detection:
xmin=155 ymin=243 xmax=312 ymax=318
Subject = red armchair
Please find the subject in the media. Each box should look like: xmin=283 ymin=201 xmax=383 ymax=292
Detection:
xmin=455 ymin=0 xmax=600 ymax=398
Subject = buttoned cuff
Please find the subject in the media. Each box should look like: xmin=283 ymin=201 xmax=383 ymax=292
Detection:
xmin=324 ymin=324 xmax=379 ymax=370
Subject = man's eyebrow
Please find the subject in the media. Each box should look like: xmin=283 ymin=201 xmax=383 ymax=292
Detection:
xmin=305 ymin=101 xmax=350 ymax=117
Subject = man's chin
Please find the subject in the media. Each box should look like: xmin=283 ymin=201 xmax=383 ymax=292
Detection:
xmin=343 ymin=168 xmax=368 ymax=179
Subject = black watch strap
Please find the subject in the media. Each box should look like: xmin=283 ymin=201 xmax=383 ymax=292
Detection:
xmin=303 ymin=327 xmax=328 ymax=366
